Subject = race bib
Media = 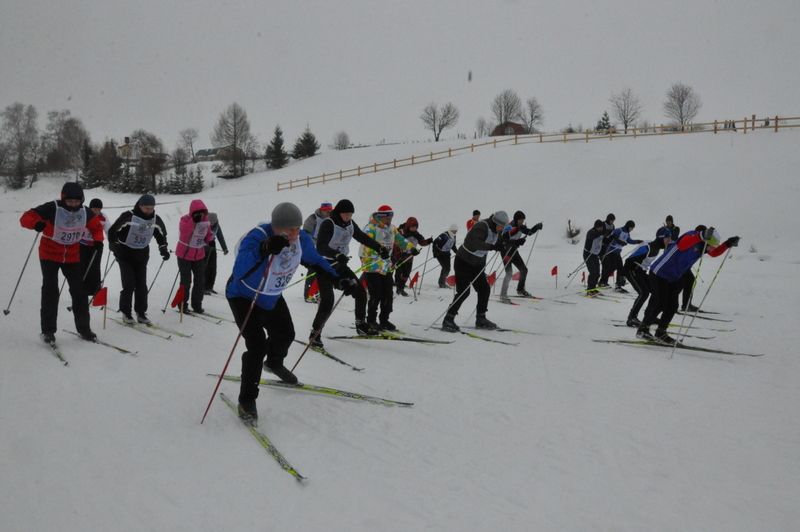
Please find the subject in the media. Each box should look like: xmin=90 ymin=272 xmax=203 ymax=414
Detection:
xmin=124 ymin=214 xmax=156 ymax=249
xmin=51 ymin=203 xmax=86 ymax=246
xmin=188 ymin=221 xmax=210 ymax=249
xmin=264 ymin=240 xmax=302 ymax=296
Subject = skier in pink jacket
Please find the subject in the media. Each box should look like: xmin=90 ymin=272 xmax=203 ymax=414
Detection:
xmin=176 ymin=199 xmax=214 ymax=313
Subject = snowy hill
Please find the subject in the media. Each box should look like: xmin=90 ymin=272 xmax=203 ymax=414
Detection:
xmin=1 ymin=131 xmax=799 ymax=531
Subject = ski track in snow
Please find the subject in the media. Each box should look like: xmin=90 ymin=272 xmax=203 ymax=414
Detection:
xmin=1 ymin=132 xmax=799 ymax=531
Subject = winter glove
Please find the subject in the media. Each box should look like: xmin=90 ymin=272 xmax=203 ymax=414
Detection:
xmin=701 ymin=226 xmax=716 ymax=241
xmin=379 ymin=247 xmax=391 ymax=260
xmin=262 ymin=235 xmax=290 ymax=256
xmin=335 ymin=253 xmax=350 ymax=265
xmin=222 ymin=249 xmax=229 ymax=256
xmin=724 ymin=236 xmax=740 ymax=248
xmin=409 ymin=248 xmax=420 ymax=256
xmin=159 ymin=245 xmax=170 ymax=261
xmin=515 ymin=238 xmax=527 ymax=247
xmin=34 ymin=221 xmax=46 ymax=232
xmin=532 ymin=222 xmax=543 ymax=232
xmin=337 ymin=277 xmax=358 ymax=296
xmin=109 ymin=242 xmax=120 ymax=255
xmin=493 ymin=242 xmax=505 ymax=252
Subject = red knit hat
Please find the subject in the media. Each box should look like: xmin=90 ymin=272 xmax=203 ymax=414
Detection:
xmin=405 ymin=216 xmax=418 ymax=228
xmin=375 ymin=204 xmax=394 ymax=217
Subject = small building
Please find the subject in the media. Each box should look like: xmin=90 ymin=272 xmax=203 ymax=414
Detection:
xmin=195 ymin=146 xmax=245 ymax=161
xmin=490 ymin=121 xmax=527 ymax=136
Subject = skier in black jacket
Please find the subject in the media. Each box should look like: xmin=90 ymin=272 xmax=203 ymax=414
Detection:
xmin=107 ymin=194 xmax=170 ymax=324
xmin=622 ymin=234 xmax=671 ymax=326
xmin=598 ymin=212 xmax=616 ymax=287
xmin=394 ymin=217 xmax=432 ymax=296
xmin=499 ymin=210 xmax=542 ymax=299
xmin=583 ymin=219 xmax=605 ymax=293
xmin=433 ymin=225 xmax=458 ymax=288
xmin=310 ymin=199 xmax=386 ymax=345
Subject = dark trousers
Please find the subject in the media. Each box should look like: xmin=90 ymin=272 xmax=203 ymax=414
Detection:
xmin=303 ymin=268 xmax=315 ymax=300
xmin=312 ymin=265 xmax=367 ymax=331
xmin=434 ymin=251 xmax=451 ymax=286
xmin=501 ymin=250 xmax=528 ymax=295
xmin=641 ymin=272 xmax=681 ymax=333
xmin=624 ymin=261 xmax=650 ymax=320
xmin=448 ymin=255 xmax=490 ymax=317
xmin=394 ymin=255 xmax=413 ymax=290
xmin=364 ymin=272 xmax=393 ymax=323
xmin=229 ymin=296 xmax=295 ymax=404
xmin=681 ymin=270 xmax=695 ymax=309
xmin=80 ymin=243 xmax=103 ymax=296
xmin=178 ymin=257 xmax=206 ymax=310
xmin=601 ymin=252 xmax=625 ymax=287
xmin=584 ymin=252 xmax=600 ymax=290
xmin=204 ymin=242 xmax=218 ymax=290
xmin=118 ymin=255 xmax=149 ymax=316
xmin=40 ymin=260 xmax=90 ymax=335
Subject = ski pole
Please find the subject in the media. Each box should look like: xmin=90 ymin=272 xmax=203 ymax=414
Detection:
xmin=671 ymin=247 xmax=730 ymax=358
xmin=162 ymin=270 xmax=180 ymax=313
xmin=291 ymin=292 xmax=347 ymax=373
xmin=65 ymin=248 xmax=101 ymax=312
xmin=426 ymin=251 xmax=497 ymax=330
xmin=564 ymin=257 xmax=589 ymax=290
xmin=3 ymin=233 xmax=39 ymax=315
xmin=148 ymin=258 xmax=166 ymax=294
xmin=201 ymin=256 xmax=274 ymax=424
xmin=86 ymin=257 xmax=116 ymax=307
xmin=463 ymin=252 xmax=502 ymax=323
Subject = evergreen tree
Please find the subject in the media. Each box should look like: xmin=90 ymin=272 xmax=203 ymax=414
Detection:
xmin=265 ymin=126 xmax=289 ymax=169
xmin=292 ymin=126 xmax=320 ymax=159
xmin=80 ymin=139 xmax=103 ymax=189
xmin=596 ymin=111 xmax=611 ymax=132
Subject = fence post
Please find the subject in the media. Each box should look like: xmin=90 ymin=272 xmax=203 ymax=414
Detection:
xmin=514 ymin=134 xmax=518 ymax=145
xmin=374 ymin=162 xmax=377 ymax=173
xmin=775 ymin=115 xmax=779 ymax=132
xmin=752 ymin=114 xmax=756 ymax=130
xmin=411 ymin=155 xmax=415 ymax=165
xmin=306 ymin=176 xmax=310 ymax=187
xmin=358 ymin=165 xmax=361 ymax=176
xmin=563 ymin=132 xmax=567 ymax=143
xmin=743 ymin=117 xmax=747 ymax=134
xmin=339 ymin=169 xmax=343 ymax=180
xmin=633 ymin=126 xmax=637 ymax=138
xmin=714 ymin=120 xmax=718 ymax=133
xmin=470 ymin=144 xmax=474 ymax=152
xmin=609 ymin=129 xmax=613 ymax=141
xmin=430 ymin=151 xmax=433 ymax=161
xmin=585 ymin=131 xmax=589 ymax=143
xmin=448 ymin=148 xmax=452 ymax=157
xmin=660 ymin=124 xmax=664 ymax=135
xmin=493 ymin=139 xmax=497 ymax=148
xmin=322 ymin=172 xmax=326 ymax=183
xmin=539 ymin=133 xmax=543 ymax=143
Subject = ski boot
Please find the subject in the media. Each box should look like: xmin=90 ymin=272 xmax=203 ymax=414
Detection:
xmin=180 ymin=303 xmax=193 ymax=315
xmin=475 ymin=313 xmax=498 ymax=330
xmin=654 ymin=329 xmax=679 ymax=346
xmin=192 ymin=307 xmax=205 ymax=315
xmin=614 ymin=286 xmax=629 ymax=294
xmin=137 ymin=313 xmax=152 ymax=325
xmin=626 ymin=317 xmax=642 ymax=328
xmin=122 ymin=313 xmax=136 ymax=325
xmin=438 ymin=282 xmax=448 ymax=289
xmin=517 ymin=289 xmax=533 ymax=297
xmin=355 ymin=320 xmax=376 ymax=336
xmin=78 ymin=329 xmax=98 ymax=342
xmin=396 ymin=287 xmax=409 ymax=297
xmin=498 ymin=295 xmax=513 ymax=304
xmin=237 ymin=400 xmax=258 ymax=426
xmin=636 ymin=326 xmax=655 ymax=341
xmin=682 ymin=304 xmax=699 ymax=313
xmin=441 ymin=314 xmax=460 ymax=333
xmin=264 ymin=361 xmax=298 ymax=385
xmin=379 ymin=320 xmax=397 ymax=332
xmin=308 ymin=330 xmax=324 ymax=349
xmin=41 ymin=332 xmax=56 ymax=344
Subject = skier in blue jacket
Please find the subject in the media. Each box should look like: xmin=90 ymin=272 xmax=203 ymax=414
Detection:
xmin=601 ymin=220 xmax=642 ymax=292
xmin=226 ymin=202 xmax=342 ymax=424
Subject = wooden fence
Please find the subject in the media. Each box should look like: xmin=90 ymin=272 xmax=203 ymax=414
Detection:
xmin=277 ymin=114 xmax=800 ymax=191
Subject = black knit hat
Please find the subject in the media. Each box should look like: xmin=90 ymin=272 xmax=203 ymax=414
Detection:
xmin=472 ymin=209 xmax=480 ymax=216
xmin=61 ymin=182 xmax=84 ymax=202
xmin=513 ymin=210 xmax=526 ymax=222
xmin=624 ymin=220 xmax=635 ymax=230
xmin=606 ymin=213 xmax=615 ymax=222
xmin=137 ymin=194 xmax=156 ymax=207
xmin=89 ymin=198 xmax=103 ymax=209
xmin=334 ymin=199 xmax=355 ymax=214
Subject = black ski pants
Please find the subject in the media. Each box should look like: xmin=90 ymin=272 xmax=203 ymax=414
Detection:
xmin=641 ymin=272 xmax=681 ymax=333
xmin=228 ymin=296 xmax=295 ymax=405
xmin=79 ymin=243 xmax=103 ymax=296
xmin=601 ymin=251 xmax=625 ymax=287
xmin=312 ymin=265 xmax=367 ymax=332
xmin=204 ymin=241 xmax=218 ymax=290
xmin=448 ymin=255 xmax=490 ymax=317
xmin=364 ymin=272 xmax=393 ymax=323
xmin=118 ymin=252 xmax=150 ymax=317
xmin=40 ymin=259 xmax=91 ymax=336
xmin=178 ymin=257 xmax=206 ymax=311
xmin=584 ymin=252 xmax=600 ymax=291
xmin=394 ymin=255 xmax=413 ymax=290
xmin=501 ymin=249 xmax=528 ymax=295
xmin=680 ymin=270 xmax=695 ymax=309
xmin=434 ymin=251 xmax=451 ymax=286
xmin=624 ymin=260 xmax=650 ymax=321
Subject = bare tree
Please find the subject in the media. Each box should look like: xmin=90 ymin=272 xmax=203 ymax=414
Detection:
xmin=475 ymin=117 xmax=489 ymax=137
xmin=609 ymin=88 xmax=642 ymax=133
xmin=332 ymin=131 xmax=350 ymax=150
xmin=211 ymin=102 xmax=251 ymax=177
xmin=491 ymin=89 xmax=523 ymax=125
xmin=179 ymin=128 xmax=199 ymax=161
xmin=172 ymin=147 xmax=189 ymax=175
xmin=523 ymin=97 xmax=544 ymax=133
xmin=1 ymin=102 xmax=39 ymax=188
xmin=43 ymin=110 xmax=89 ymax=174
xmin=130 ymin=129 xmax=165 ymax=191
xmin=663 ymin=83 xmax=701 ymax=129
xmin=420 ymin=102 xmax=460 ymax=141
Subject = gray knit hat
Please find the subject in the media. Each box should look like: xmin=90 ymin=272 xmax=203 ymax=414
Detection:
xmin=271 ymin=202 xmax=303 ymax=228
xmin=491 ymin=210 xmax=510 ymax=226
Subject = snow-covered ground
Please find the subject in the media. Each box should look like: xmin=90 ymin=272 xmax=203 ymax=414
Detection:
xmin=1 ymin=130 xmax=799 ymax=531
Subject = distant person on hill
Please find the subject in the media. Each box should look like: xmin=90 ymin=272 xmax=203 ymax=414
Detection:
xmin=394 ymin=217 xmax=432 ymax=296
xmin=108 ymin=194 xmax=170 ymax=324
xmin=466 ymin=210 xmax=481 ymax=231
xmin=301 ymin=202 xmax=333 ymax=302
xmin=204 ymin=212 xmax=229 ymax=295
xmin=637 ymin=226 xmax=739 ymax=344
xmin=433 ymin=225 xmax=458 ymax=288
xmin=441 ymin=210 xmax=509 ymax=332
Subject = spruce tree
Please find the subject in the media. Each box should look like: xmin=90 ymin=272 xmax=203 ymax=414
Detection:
xmin=596 ymin=111 xmax=611 ymax=132
xmin=265 ymin=126 xmax=289 ymax=169
xmin=292 ymin=126 xmax=320 ymax=159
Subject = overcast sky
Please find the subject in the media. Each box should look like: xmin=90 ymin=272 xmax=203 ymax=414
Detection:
xmin=1 ymin=0 xmax=797 ymax=150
